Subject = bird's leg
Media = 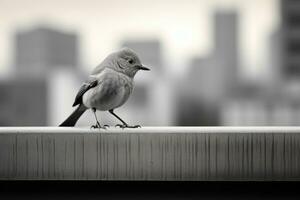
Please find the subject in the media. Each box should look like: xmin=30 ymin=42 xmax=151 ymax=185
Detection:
xmin=109 ymin=109 xmax=141 ymax=128
xmin=91 ymin=108 xmax=104 ymax=129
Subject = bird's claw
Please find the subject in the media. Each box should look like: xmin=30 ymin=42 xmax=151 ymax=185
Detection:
xmin=90 ymin=122 xmax=107 ymax=130
xmin=90 ymin=125 xmax=99 ymax=129
xmin=103 ymin=124 xmax=110 ymax=128
xmin=115 ymin=124 xmax=141 ymax=129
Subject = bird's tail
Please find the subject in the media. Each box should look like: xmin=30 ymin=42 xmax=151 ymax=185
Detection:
xmin=59 ymin=104 xmax=87 ymax=127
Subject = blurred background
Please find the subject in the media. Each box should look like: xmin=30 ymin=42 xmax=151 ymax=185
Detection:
xmin=0 ymin=0 xmax=298 ymax=126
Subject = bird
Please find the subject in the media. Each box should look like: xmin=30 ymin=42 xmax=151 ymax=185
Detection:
xmin=59 ymin=48 xmax=150 ymax=128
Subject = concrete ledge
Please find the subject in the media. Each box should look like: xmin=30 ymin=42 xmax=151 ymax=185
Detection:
xmin=0 ymin=127 xmax=300 ymax=180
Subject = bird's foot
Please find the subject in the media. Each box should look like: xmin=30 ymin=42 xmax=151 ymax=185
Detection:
xmin=103 ymin=124 xmax=110 ymax=128
xmin=115 ymin=124 xmax=141 ymax=129
xmin=90 ymin=125 xmax=107 ymax=129
xmin=90 ymin=125 xmax=98 ymax=129
xmin=90 ymin=122 xmax=107 ymax=129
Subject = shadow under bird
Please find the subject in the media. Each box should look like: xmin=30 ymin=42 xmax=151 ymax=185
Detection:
xmin=59 ymin=48 xmax=150 ymax=128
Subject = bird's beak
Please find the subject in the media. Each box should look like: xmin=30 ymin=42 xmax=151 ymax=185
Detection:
xmin=138 ymin=65 xmax=150 ymax=71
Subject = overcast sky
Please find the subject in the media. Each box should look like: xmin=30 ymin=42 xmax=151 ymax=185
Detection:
xmin=0 ymin=0 xmax=279 ymax=79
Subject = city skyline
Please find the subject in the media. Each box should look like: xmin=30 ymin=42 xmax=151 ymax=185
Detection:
xmin=0 ymin=0 xmax=278 ymax=81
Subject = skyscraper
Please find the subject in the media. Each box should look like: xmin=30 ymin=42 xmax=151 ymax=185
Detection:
xmin=214 ymin=11 xmax=239 ymax=93
xmin=269 ymin=30 xmax=282 ymax=84
xmin=15 ymin=26 xmax=79 ymax=77
xmin=175 ymin=11 xmax=239 ymax=126
xmin=281 ymin=0 xmax=300 ymax=78
xmin=0 ymin=26 xmax=81 ymax=126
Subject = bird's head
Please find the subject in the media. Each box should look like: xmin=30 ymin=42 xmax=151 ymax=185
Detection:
xmin=108 ymin=47 xmax=150 ymax=78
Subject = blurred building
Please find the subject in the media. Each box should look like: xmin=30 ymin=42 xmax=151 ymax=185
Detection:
xmin=0 ymin=79 xmax=47 ymax=126
xmin=214 ymin=12 xmax=239 ymax=91
xmin=0 ymin=26 xmax=82 ymax=126
xmin=269 ymin=29 xmax=282 ymax=85
xmin=176 ymin=11 xmax=239 ymax=126
xmin=176 ymin=57 xmax=220 ymax=126
xmin=15 ymin=26 xmax=79 ymax=77
xmin=281 ymin=0 xmax=300 ymax=79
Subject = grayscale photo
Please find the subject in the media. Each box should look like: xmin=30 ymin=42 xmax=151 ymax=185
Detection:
xmin=0 ymin=0 xmax=299 ymax=199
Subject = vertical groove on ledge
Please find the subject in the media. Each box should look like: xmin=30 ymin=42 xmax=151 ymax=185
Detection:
xmin=1 ymin=129 xmax=300 ymax=180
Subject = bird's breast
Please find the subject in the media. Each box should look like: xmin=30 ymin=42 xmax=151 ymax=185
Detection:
xmin=82 ymin=72 xmax=133 ymax=111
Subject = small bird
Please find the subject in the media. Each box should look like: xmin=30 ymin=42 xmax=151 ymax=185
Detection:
xmin=59 ymin=48 xmax=150 ymax=128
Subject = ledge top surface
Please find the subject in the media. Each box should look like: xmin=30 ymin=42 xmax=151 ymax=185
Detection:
xmin=0 ymin=126 xmax=300 ymax=134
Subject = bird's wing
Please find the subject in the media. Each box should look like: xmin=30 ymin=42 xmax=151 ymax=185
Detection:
xmin=72 ymin=77 xmax=98 ymax=107
xmin=73 ymin=61 xmax=108 ymax=106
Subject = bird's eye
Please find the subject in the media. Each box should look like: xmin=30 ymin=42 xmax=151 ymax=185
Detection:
xmin=128 ymin=58 xmax=134 ymax=64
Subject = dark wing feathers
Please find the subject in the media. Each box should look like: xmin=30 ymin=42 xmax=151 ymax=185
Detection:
xmin=72 ymin=78 xmax=98 ymax=107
